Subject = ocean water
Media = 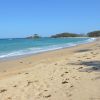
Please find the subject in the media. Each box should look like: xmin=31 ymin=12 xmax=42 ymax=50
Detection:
xmin=0 ymin=37 xmax=95 ymax=59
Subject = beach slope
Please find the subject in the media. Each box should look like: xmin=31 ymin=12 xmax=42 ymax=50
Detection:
xmin=0 ymin=38 xmax=100 ymax=100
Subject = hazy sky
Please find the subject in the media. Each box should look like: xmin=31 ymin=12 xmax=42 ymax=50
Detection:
xmin=0 ymin=0 xmax=100 ymax=38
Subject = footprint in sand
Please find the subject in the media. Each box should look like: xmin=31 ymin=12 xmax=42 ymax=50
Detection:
xmin=25 ymin=72 xmax=29 ymax=74
xmin=66 ymin=92 xmax=72 ymax=97
xmin=7 ymin=97 xmax=12 ymax=100
xmin=27 ymin=81 xmax=33 ymax=86
xmin=62 ymin=81 xmax=69 ymax=84
xmin=68 ymin=94 xmax=72 ymax=97
xmin=78 ymin=67 xmax=83 ymax=69
xmin=18 ymin=72 xmax=21 ymax=74
xmin=66 ymin=78 xmax=69 ymax=80
xmin=86 ymin=58 xmax=91 ymax=59
xmin=44 ymin=90 xmax=48 ymax=92
xmin=0 ymin=89 xmax=7 ymax=93
xmin=3 ymin=70 xmax=6 ymax=72
xmin=61 ymin=74 xmax=64 ymax=77
xmin=78 ymin=60 xmax=81 ymax=61
xmin=65 ymin=71 xmax=69 ymax=74
xmin=55 ymin=63 xmax=58 ymax=65
xmin=29 ymin=62 xmax=32 ymax=64
xmin=20 ymin=61 xmax=23 ymax=63
xmin=43 ymin=95 xmax=51 ymax=98
xmin=70 ymin=85 xmax=74 ymax=88
xmin=13 ymin=85 xmax=17 ymax=87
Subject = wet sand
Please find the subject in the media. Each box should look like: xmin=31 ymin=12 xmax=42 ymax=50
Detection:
xmin=0 ymin=38 xmax=100 ymax=100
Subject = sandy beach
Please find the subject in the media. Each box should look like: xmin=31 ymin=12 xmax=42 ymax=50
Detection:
xmin=0 ymin=38 xmax=100 ymax=100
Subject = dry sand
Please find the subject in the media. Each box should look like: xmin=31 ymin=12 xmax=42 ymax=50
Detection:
xmin=0 ymin=38 xmax=100 ymax=100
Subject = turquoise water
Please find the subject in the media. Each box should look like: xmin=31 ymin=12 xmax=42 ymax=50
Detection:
xmin=0 ymin=37 xmax=95 ymax=59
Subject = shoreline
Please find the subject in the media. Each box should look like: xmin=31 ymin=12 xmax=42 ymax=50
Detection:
xmin=0 ymin=37 xmax=96 ymax=62
xmin=0 ymin=37 xmax=99 ymax=100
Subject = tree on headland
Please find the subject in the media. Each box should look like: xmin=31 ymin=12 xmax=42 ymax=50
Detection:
xmin=87 ymin=31 xmax=100 ymax=37
xmin=26 ymin=34 xmax=41 ymax=39
xmin=34 ymin=34 xmax=41 ymax=38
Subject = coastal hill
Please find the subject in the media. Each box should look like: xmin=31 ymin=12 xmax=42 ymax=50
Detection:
xmin=25 ymin=30 xmax=100 ymax=39
xmin=87 ymin=30 xmax=100 ymax=37
xmin=50 ymin=32 xmax=83 ymax=38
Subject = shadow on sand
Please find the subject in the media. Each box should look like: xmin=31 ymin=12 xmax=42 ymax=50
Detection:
xmin=76 ymin=49 xmax=92 ymax=53
xmin=79 ymin=61 xmax=100 ymax=72
xmin=69 ymin=61 xmax=100 ymax=72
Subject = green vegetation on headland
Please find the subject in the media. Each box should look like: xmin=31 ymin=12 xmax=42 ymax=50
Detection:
xmin=50 ymin=30 xmax=100 ymax=38
xmin=87 ymin=31 xmax=100 ymax=37
xmin=50 ymin=33 xmax=84 ymax=38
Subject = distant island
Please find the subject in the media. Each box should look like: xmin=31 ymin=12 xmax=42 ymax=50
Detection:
xmin=26 ymin=34 xmax=41 ymax=39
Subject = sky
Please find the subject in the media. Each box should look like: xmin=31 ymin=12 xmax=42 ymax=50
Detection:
xmin=0 ymin=0 xmax=100 ymax=38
